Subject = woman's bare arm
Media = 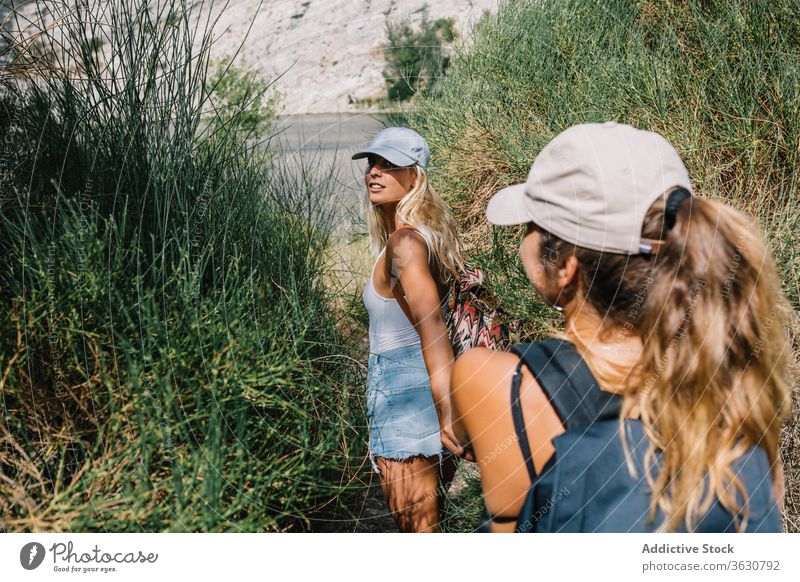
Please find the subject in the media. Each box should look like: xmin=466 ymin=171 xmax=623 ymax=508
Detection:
xmin=386 ymin=228 xmax=470 ymax=458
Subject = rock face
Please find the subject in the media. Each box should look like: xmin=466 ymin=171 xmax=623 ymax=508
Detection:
xmin=202 ymin=0 xmax=497 ymax=114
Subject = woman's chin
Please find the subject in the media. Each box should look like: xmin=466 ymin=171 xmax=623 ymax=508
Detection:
xmin=369 ymin=194 xmax=390 ymax=206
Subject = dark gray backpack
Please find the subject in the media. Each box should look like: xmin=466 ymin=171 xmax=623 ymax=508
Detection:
xmin=480 ymin=338 xmax=781 ymax=533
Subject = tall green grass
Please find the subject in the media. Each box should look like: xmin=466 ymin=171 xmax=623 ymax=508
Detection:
xmin=403 ymin=0 xmax=800 ymax=531
xmin=0 ymin=0 xmax=365 ymax=531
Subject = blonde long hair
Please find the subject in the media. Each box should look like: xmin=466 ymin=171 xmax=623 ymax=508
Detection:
xmin=364 ymin=164 xmax=464 ymax=281
xmin=538 ymin=193 xmax=791 ymax=532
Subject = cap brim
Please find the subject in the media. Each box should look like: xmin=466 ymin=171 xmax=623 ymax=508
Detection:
xmin=351 ymin=146 xmax=417 ymax=168
xmin=486 ymin=183 xmax=532 ymax=225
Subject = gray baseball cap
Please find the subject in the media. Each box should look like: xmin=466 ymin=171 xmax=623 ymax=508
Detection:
xmin=486 ymin=122 xmax=694 ymax=254
xmin=352 ymin=127 xmax=430 ymax=170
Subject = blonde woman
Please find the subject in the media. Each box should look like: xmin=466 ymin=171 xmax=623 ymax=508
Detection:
xmin=452 ymin=122 xmax=790 ymax=532
xmin=353 ymin=127 xmax=471 ymax=532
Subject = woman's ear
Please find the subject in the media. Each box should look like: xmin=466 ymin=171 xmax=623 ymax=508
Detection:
xmin=549 ymin=254 xmax=579 ymax=311
xmin=558 ymin=254 xmax=580 ymax=288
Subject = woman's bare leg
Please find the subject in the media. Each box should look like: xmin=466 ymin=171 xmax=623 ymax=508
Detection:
xmin=375 ymin=454 xmax=456 ymax=532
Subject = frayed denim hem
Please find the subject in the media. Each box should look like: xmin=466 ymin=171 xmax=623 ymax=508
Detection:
xmin=369 ymin=449 xmax=453 ymax=475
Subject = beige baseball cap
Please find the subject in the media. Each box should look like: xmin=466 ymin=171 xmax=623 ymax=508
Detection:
xmin=486 ymin=122 xmax=694 ymax=254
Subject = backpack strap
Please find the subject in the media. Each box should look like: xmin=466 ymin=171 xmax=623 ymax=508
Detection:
xmin=510 ymin=358 xmax=537 ymax=481
xmin=511 ymin=338 xmax=622 ymax=430
xmin=482 ymin=339 xmax=625 ymax=532
xmin=505 ymin=338 xmax=622 ymax=484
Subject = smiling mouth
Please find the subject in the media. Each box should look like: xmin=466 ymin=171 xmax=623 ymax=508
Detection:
xmin=368 ymin=182 xmax=385 ymax=191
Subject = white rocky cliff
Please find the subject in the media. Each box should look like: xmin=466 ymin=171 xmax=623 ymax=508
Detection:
xmin=202 ymin=0 xmax=497 ymax=114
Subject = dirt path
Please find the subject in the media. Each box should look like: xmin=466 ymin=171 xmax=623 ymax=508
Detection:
xmin=309 ymin=458 xmax=482 ymax=532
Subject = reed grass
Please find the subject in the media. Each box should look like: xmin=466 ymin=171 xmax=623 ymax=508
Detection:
xmin=0 ymin=0 xmax=366 ymax=531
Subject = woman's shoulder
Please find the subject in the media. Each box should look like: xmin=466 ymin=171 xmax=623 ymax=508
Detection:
xmin=452 ymin=345 xmax=565 ymax=476
xmin=385 ymin=227 xmax=434 ymax=274
xmin=454 ymin=346 xmax=518 ymax=372
xmin=452 ymin=347 xmax=539 ymax=407
xmin=453 ymin=338 xmax=566 ymax=379
xmin=387 ymin=225 xmax=454 ymax=293
xmin=386 ymin=226 xmax=427 ymax=251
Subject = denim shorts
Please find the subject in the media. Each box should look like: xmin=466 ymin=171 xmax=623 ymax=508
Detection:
xmin=366 ymin=343 xmax=450 ymax=473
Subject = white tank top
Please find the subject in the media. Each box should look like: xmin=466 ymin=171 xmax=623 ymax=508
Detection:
xmin=362 ymin=245 xmax=448 ymax=354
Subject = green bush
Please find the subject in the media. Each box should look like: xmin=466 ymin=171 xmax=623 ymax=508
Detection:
xmin=0 ymin=0 xmax=365 ymax=532
xmin=383 ymin=5 xmax=456 ymax=101
xmin=406 ymin=0 xmax=800 ymax=531
xmin=205 ymin=56 xmax=280 ymax=137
